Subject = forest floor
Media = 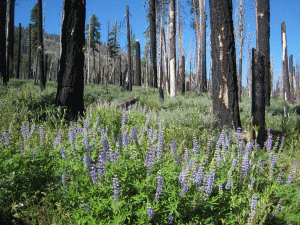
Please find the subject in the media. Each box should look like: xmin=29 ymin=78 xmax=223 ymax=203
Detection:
xmin=0 ymin=79 xmax=300 ymax=224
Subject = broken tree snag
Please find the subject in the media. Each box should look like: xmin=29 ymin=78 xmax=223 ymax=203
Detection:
xmin=289 ymin=54 xmax=294 ymax=104
xmin=251 ymin=48 xmax=266 ymax=149
xmin=116 ymin=96 xmax=138 ymax=109
xmin=281 ymin=21 xmax=290 ymax=102
xmin=209 ymin=0 xmax=241 ymax=130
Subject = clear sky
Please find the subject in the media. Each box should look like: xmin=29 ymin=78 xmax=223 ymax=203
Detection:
xmin=14 ymin=0 xmax=300 ymax=87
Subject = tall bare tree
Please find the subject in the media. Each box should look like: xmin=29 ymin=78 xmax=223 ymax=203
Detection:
xmin=16 ymin=23 xmax=21 ymax=79
xmin=149 ymin=0 xmax=157 ymax=88
xmin=209 ymin=0 xmax=241 ymax=130
xmin=289 ymin=54 xmax=294 ymax=104
xmin=38 ymin=0 xmax=45 ymax=89
xmin=170 ymin=0 xmax=176 ymax=98
xmin=127 ymin=5 xmax=132 ymax=91
xmin=256 ymin=0 xmax=270 ymax=106
xmin=199 ymin=0 xmax=207 ymax=92
xmin=281 ymin=21 xmax=290 ymax=101
xmin=136 ymin=39 xmax=141 ymax=86
xmin=235 ymin=0 xmax=245 ymax=101
xmin=28 ymin=23 xmax=32 ymax=79
xmin=7 ymin=0 xmax=15 ymax=81
xmin=56 ymin=0 xmax=86 ymax=121
xmin=0 ymin=0 xmax=7 ymax=84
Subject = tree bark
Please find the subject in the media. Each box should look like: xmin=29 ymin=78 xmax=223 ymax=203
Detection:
xmin=56 ymin=0 xmax=86 ymax=121
xmin=135 ymin=39 xmax=141 ymax=86
xmin=28 ymin=23 xmax=32 ymax=79
xmin=1 ymin=0 xmax=7 ymax=85
xmin=16 ymin=23 xmax=21 ymax=79
xmin=38 ymin=0 xmax=45 ymax=89
xmin=169 ymin=0 xmax=176 ymax=98
xmin=181 ymin=55 xmax=185 ymax=95
xmin=251 ymin=48 xmax=265 ymax=149
xmin=209 ymin=0 xmax=241 ymax=130
xmin=119 ymin=55 xmax=122 ymax=86
xmin=256 ymin=0 xmax=270 ymax=106
xmin=289 ymin=54 xmax=294 ymax=104
xmin=126 ymin=5 xmax=132 ymax=91
xmin=7 ymin=0 xmax=15 ymax=81
xmin=149 ymin=0 xmax=157 ymax=88
xmin=199 ymin=0 xmax=207 ymax=92
xmin=281 ymin=21 xmax=290 ymax=102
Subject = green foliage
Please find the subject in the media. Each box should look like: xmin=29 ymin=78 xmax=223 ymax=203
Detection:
xmin=0 ymin=79 xmax=299 ymax=224
xmin=108 ymin=18 xmax=120 ymax=58
xmin=85 ymin=13 xmax=101 ymax=53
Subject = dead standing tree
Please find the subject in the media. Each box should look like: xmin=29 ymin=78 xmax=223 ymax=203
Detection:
xmin=170 ymin=0 xmax=176 ymax=98
xmin=149 ymin=0 xmax=157 ymax=88
xmin=209 ymin=0 xmax=241 ymax=130
xmin=1 ymin=0 xmax=7 ymax=85
xmin=256 ymin=0 xmax=270 ymax=106
xmin=289 ymin=54 xmax=294 ymax=104
xmin=126 ymin=5 xmax=132 ymax=91
xmin=7 ymin=0 xmax=15 ymax=82
xmin=56 ymin=0 xmax=86 ymax=121
xmin=281 ymin=21 xmax=290 ymax=102
xmin=16 ymin=23 xmax=21 ymax=79
xmin=38 ymin=0 xmax=45 ymax=89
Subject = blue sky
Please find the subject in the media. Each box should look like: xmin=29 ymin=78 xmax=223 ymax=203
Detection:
xmin=15 ymin=0 xmax=300 ymax=87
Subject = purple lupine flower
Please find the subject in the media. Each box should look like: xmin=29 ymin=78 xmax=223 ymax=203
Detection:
xmin=237 ymin=141 xmax=244 ymax=159
xmin=2 ymin=131 xmax=10 ymax=148
xmin=195 ymin=166 xmax=204 ymax=184
xmin=143 ymin=105 xmax=147 ymax=114
xmin=178 ymin=164 xmax=188 ymax=184
xmin=21 ymin=124 xmax=29 ymax=141
xmin=84 ymin=128 xmax=89 ymax=150
xmin=154 ymin=175 xmax=164 ymax=202
xmin=241 ymin=149 xmax=250 ymax=177
xmin=167 ymin=213 xmax=174 ymax=224
xmin=113 ymin=177 xmax=120 ymax=204
xmin=261 ymin=161 xmax=266 ymax=168
xmin=62 ymin=171 xmax=67 ymax=185
xmin=123 ymin=132 xmax=129 ymax=147
xmin=53 ymin=131 xmax=62 ymax=148
xmin=265 ymin=129 xmax=273 ymax=151
xmin=236 ymin=127 xmax=242 ymax=140
xmin=193 ymin=138 xmax=199 ymax=155
xmin=250 ymin=195 xmax=259 ymax=210
xmin=60 ymin=148 xmax=68 ymax=159
xmin=121 ymin=113 xmax=126 ymax=127
xmin=146 ymin=145 xmax=156 ymax=174
xmin=152 ymin=130 xmax=157 ymax=143
xmin=177 ymin=155 xmax=181 ymax=165
xmin=271 ymin=154 xmax=277 ymax=168
xmin=81 ymin=203 xmax=90 ymax=212
xmin=286 ymin=160 xmax=298 ymax=186
xmin=225 ymin=177 xmax=232 ymax=190
xmin=179 ymin=182 xmax=190 ymax=197
xmin=95 ymin=116 xmax=100 ymax=128
xmin=145 ymin=111 xmax=151 ymax=127
xmin=30 ymin=124 xmax=35 ymax=137
xmin=271 ymin=203 xmax=282 ymax=216
xmin=84 ymin=116 xmax=91 ymax=130
xmin=97 ymin=154 xmax=105 ymax=180
xmin=131 ymin=126 xmax=139 ymax=142
xmin=103 ymin=138 xmax=110 ymax=153
xmin=90 ymin=164 xmax=97 ymax=185
xmin=188 ymin=158 xmax=194 ymax=171
xmin=157 ymin=127 xmax=164 ymax=161
xmin=147 ymin=205 xmax=155 ymax=219
xmin=184 ymin=148 xmax=189 ymax=162
xmin=83 ymin=146 xmax=91 ymax=169
xmin=277 ymin=173 xmax=282 ymax=184
xmin=77 ymin=127 xmax=83 ymax=134
xmin=19 ymin=144 xmax=23 ymax=153
xmin=39 ymin=125 xmax=44 ymax=147
xmin=231 ymin=158 xmax=237 ymax=171
xmin=32 ymin=146 xmax=38 ymax=159
xmin=148 ymin=128 xmax=153 ymax=142
xmin=219 ymin=183 xmax=223 ymax=192
xmin=205 ymin=171 xmax=215 ymax=195
xmin=118 ymin=133 xmax=123 ymax=154
xmin=170 ymin=141 xmax=176 ymax=156
xmin=69 ymin=126 xmax=76 ymax=148
xmin=206 ymin=139 xmax=211 ymax=154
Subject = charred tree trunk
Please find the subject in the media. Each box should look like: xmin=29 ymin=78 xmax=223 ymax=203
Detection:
xmin=28 ymin=23 xmax=32 ymax=79
xmin=56 ymin=0 xmax=86 ymax=121
xmin=149 ymin=0 xmax=157 ymax=88
xmin=7 ymin=0 xmax=15 ymax=81
xmin=289 ymin=54 xmax=294 ymax=104
xmin=1 ymin=0 xmax=7 ymax=85
xmin=119 ymin=55 xmax=122 ymax=86
xmin=170 ymin=0 xmax=176 ymax=98
xmin=200 ymin=0 xmax=207 ymax=93
xmin=256 ymin=0 xmax=270 ymax=106
xmin=281 ymin=21 xmax=290 ymax=102
xmin=16 ymin=23 xmax=21 ymax=79
xmin=38 ymin=0 xmax=45 ymax=89
xmin=126 ymin=5 xmax=132 ymax=91
xmin=181 ymin=55 xmax=185 ymax=95
xmin=136 ymin=39 xmax=141 ymax=86
xmin=251 ymin=48 xmax=265 ymax=149
xmin=209 ymin=0 xmax=241 ymax=130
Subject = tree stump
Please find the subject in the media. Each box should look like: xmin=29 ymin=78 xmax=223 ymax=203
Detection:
xmin=116 ymin=96 xmax=138 ymax=109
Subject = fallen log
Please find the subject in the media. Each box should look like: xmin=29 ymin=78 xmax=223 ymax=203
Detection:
xmin=116 ymin=96 xmax=138 ymax=109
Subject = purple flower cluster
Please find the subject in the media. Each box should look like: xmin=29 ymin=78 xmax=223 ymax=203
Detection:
xmin=90 ymin=164 xmax=97 ymax=185
xmin=147 ymin=205 xmax=155 ymax=220
xmin=84 ymin=129 xmax=89 ymax=150
xmin=179 ymin=182 xmax=190 ymax=198
xmin=113 ymin=177 xmax=120 ymax=204
xmin=250 ymin=195 xmax=259 ymax=211
xmin=225 ymin=177 xmax=232 ymax=190
xmin=145 ymin=145 xmax=156 ymax=174
xmin=20 ymin=124 xmax=35 ymax=142
xmin=167 ymin=213 xmax=174 ymax=224
xmin=286 ymin=159 xmax=298 ymax=186
xmin=32 ymin=146 xmax=38 ymax=159
xmin=53 ymin=131 xmax=62 ymax=148
xmin=118 ymin=133 xmax=123 ymax=154
xmin=193 ymin=138 xmax=199 ymax=155
xmin=60 ymin=148 xmax=68 ymax=159
xmin=205 ymin=171 xmax=215 ymax=195
xmin=241 ymin=146 xmax=250 ymax=177
xmin=277 ymin=173 xmax=282 ymax=184
xmin=131 ymin=126 xmax=139 ymax=142
xmin=271 ymin=203 xmax=282 ymax=216
xmin=170 ymin=141 xmax=176 ymax=156
xmin=194 ymin=166 xmax=204 ymax=184
xmin=265 ymin=129 xmax=273 ymax=152
xmin=121 ymin=113 xmax=126 ymax=127
xmin=69 ymin=126 xmax=76 ymax=148
xmin=178 ymin=164 xmax=188 ymax=184
xmin=39 ymin=125 xmax=44 ymax=147
xmin=154 ymin=175 xmax=164 ymax=202
xmin=271 ymin=154 xmax=277 ymax=168
xmin=184 ymin=149 xmax=189 ymax=162
xmin=219 ymin=183 xmax=223 ymax=192
xmin=97 ymin=154 xmax=106 ymax=180
xmin=2 ymin=131 xmax=10 ymax=148
xmin=157 ymin=127 xmax=164 ymax=161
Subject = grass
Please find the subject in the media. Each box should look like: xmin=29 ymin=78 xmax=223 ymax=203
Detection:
xmin=0 ymin=79 xmax=299 ymax=224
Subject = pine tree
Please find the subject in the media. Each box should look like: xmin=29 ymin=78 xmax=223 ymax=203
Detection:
xmin=108 ymin=18 xmax=120 ymax=58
